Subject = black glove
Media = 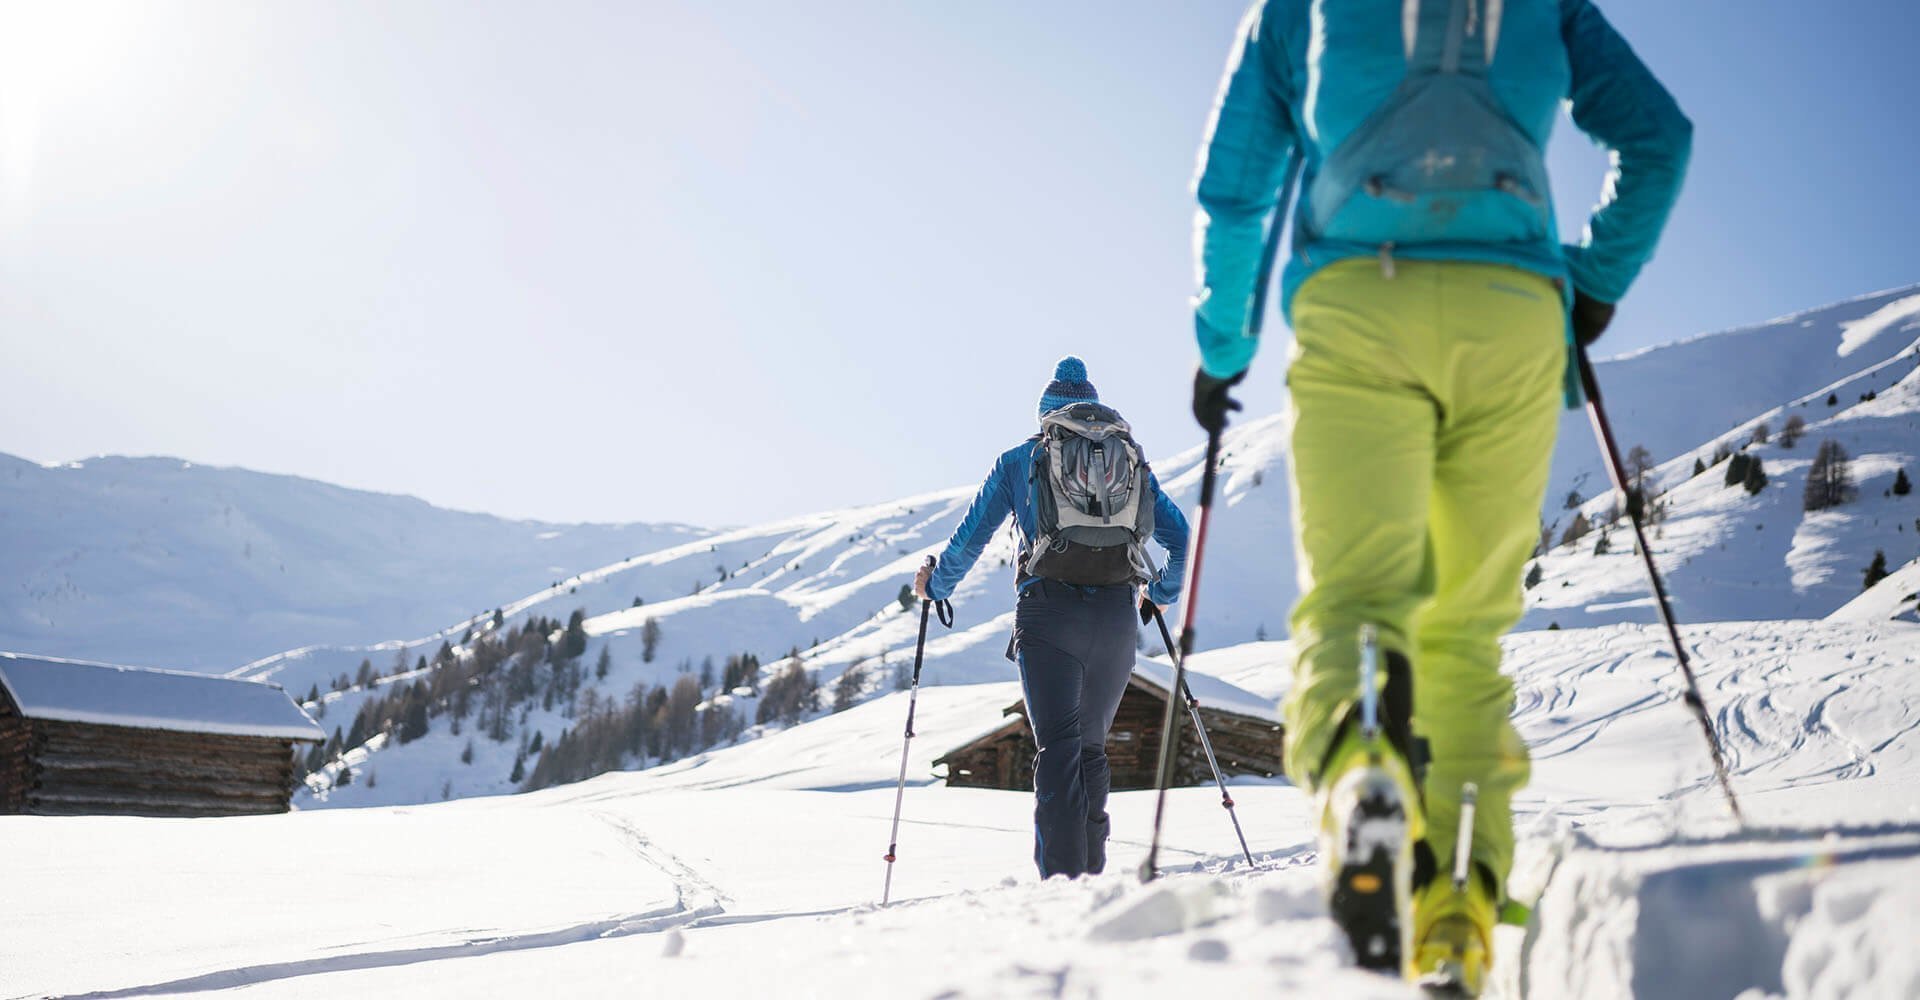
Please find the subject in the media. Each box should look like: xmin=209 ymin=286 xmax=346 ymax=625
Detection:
xmin=1192 ymin=367 xmax=1245 ymax=434
xmin=1571 ymin=290 xmax=1615 ymax=347
xmin=1139 ymin=595 xmax=1155 ymax=626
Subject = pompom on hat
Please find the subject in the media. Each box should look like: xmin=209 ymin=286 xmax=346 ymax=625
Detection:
xmin=1038 ymin=356 xmax=1099 ymax=417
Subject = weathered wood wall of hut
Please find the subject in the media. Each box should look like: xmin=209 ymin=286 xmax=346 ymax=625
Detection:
xmin=5 ymin=717 xmax=299 ymax=817
xmin=0 ymin=691 xmax=30 ymax=813
xmin=938 ymin=682 xmax=1284 ymax=792
xmin=938 ymin=719 xmax=1036 ymax=790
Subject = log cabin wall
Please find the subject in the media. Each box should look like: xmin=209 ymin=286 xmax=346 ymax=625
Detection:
xmin=0 ymin=690 xmax=30 ymax=813
xmin=0 ymin=709 xmax=301 ymax=817
xmin=936 ymin=680 xmax=1284 ymax=792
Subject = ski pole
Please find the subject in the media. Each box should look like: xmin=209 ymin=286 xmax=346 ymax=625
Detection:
xmin=1576 ymin=346 xmax=1744 ymax=825
xmin=1147 ymin=601 xmax=1256 ymax=868
xmin=882 ymin=556 xmax=954 ymax=904
xmin=1139 ymin=164 xmax=1291 ymax=882
xmin=1141 ymin=425 xmax=1225 ymax=882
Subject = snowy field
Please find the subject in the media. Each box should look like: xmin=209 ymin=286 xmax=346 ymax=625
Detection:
xmin=5 ymin=618 xmax=1917 ymax=999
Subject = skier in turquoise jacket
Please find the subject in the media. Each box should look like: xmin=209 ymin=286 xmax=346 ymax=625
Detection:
xmin=916 ymin=357 xmax=1190 ymax=878
xmin=1188 ymin=1 xmax=1689 ymax=992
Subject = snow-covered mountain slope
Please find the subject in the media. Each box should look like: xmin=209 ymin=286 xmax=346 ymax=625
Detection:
xmin=1523 ymin=352 xmax=1920 ymax=629
xmin=5 ymin=617 xmax=1915 ymax=999
xmin=277 ymin=283 xmax=1919 ymax=808
xmin=0 ymin=454 xmax=704 ymax=670
xmin=1546 ymin=284 xmax=1920 ymax=509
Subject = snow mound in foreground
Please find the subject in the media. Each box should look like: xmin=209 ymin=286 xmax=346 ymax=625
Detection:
xmin=1524 ymin=828 xmax=1920 ymax=1000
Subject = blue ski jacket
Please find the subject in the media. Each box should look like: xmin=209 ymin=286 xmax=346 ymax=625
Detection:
xmin=926 ymin=440 xmax=1191 ymax=607
xmin=1192 ymin=0 xmax=1692 ymax=382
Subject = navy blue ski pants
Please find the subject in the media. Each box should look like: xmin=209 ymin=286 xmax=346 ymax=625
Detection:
xmin=1014 ymin=579 xmax=1137 ymax=878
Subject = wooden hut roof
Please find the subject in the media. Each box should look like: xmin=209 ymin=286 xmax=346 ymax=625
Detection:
xmin=1126 ymin=659 xmax=1280 ymax=723
xmin=943 ymin=659 xmax=1279 ymax=752
xmin=0 ymin=653 xmax=323 ymax=742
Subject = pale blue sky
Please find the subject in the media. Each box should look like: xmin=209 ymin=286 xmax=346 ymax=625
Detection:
xmin=2 ymin=2 xmax=1914 ymax=526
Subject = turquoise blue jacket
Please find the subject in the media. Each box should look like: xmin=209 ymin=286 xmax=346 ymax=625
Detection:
xmin=927 ymin=440 xmax=1190 ymax=606
xmin=1193 ymin=0 xmax=1692 ymax=380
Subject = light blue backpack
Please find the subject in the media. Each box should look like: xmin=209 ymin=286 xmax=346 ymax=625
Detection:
xmin=1303 ymin=0 xmax=1554 ymax=249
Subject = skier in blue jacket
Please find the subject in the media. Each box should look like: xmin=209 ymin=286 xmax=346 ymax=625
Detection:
xmin=914 ymin=357 xmax=1191 ymax=879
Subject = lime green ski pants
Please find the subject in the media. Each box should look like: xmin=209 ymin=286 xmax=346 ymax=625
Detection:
xmin=1281 ymin=257 xmax=1564 ymax=893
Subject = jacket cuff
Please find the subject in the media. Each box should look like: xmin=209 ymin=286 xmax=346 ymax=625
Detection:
xmin=1196 ymin=315 xmax=1258 ymax=379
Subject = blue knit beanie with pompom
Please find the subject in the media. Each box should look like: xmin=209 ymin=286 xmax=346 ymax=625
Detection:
xmin=1038 ymin=356 xmax=1099 ymax=418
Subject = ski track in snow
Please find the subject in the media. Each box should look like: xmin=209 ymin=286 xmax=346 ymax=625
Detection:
xmin=22 ymin=813 xmax=738 ymax=1000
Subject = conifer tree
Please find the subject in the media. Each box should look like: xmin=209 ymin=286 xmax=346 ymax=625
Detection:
xmin=833 ymin=663 xmax=867 ymax=713
xmin=595 ymin=646 xmax=612 ymax=681
xmin=898 ymin=584 xmax=917 ymax=611
xmin=562 ymin=609 xmax=589 ymax=660
xmin=1558 ymin=511 xmax=1591 ymax=548
xmin=399 ymin=696 xmax=429 ymax=744
xmin=1744 ymin=456 xmax=1769 ymax=496
xmin=1780 ymin=415 xmax=1806 ymax=448
xmin=1895 ymin=468 xmax=1912 ymax=497
xmin=461 ymin=739 xmax=475 ymax=765
xmin=1863 ymin=550 xmax=1890 ymax=591
xmin=1627 ymin=445 xmax=1655 ymax=492
xmin=1524 ymin=562 xmax=1543 ymax=589
xmin=1692 ymin=458 xmax=1706 ymax=477
xmin=1802 ymin=440 xmax=1855 ymax=510
xmin=1725 ymin=452 xmax=1752 ymax=488
xmin=641 ymin=618 xmax=661 ymax=663
xmin=665 ymin=675 xmax=702 ymax=756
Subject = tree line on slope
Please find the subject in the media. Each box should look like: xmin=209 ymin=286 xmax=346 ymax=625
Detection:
xmin=289 ymin=603 xmax=887 ymax=797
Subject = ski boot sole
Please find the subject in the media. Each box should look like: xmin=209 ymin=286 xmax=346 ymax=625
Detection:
xmin=1327 ymin=772 xmax=1410 ymax=973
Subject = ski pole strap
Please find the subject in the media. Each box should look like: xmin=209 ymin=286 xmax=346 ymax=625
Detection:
xmin=934 ymin=599 xmax=954 ymax=628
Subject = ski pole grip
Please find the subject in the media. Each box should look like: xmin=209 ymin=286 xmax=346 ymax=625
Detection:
xmin=1576 ymin=346 xmax=1602 ymax=405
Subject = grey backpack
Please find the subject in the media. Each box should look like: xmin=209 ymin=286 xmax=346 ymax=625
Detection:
xmin=1025 ymin=402 xmax=1156 ymax=587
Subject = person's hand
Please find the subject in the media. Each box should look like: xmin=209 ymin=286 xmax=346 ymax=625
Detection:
xmin=912 ymin=561 xmax=934 ymax=601
xmin=1572 ymin=290 xmax=1615 ymax=347
xmin=1192 ymin=367 xmax=1245 ymax=434
xmin=1139 ymin=591 xmax=1158 ymax=625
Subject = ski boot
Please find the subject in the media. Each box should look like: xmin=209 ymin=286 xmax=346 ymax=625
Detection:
xmin=1318 ymin=625 xmax=1424 ymax=976
xmin=1412 ymin=783 xmax=1496 ymax=997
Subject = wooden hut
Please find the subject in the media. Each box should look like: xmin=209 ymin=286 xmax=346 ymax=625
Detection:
xmin=0 ymin=653 xmax=323 ymax=817
xmin=934 ymin=660 xmax=1284 ymax=790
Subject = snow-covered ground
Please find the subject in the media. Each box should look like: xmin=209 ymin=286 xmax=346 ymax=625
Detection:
xmin=5 ymin=617 xmax=1916 ymax=999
